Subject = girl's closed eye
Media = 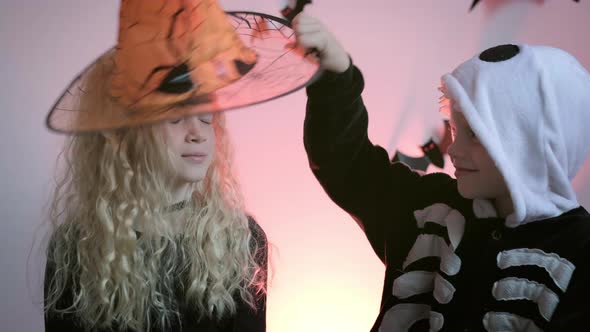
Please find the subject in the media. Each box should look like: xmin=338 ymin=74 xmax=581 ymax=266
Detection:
xmin=199 ymin=114 xmax=213 ymax=125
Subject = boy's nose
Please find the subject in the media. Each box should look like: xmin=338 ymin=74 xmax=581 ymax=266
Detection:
xmin=447 ymin=140 xmax=462 ymax=160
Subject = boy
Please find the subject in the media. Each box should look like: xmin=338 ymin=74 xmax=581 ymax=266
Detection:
xmin=294 ymin=13 xmax=590 ymax=331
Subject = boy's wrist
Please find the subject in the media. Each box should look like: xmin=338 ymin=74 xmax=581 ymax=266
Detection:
xmin=306 ymin=57 xmax=358 ymax=98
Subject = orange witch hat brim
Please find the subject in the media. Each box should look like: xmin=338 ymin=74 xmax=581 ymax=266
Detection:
xmin=46 ymin=8 xmax=320 ymax=134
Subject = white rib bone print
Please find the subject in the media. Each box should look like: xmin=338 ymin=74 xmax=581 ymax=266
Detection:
xmin=483 ymin=312 xmax=543 ymax=332
xmin=492 ymin=277 xmax=560 ymax=321
xmin=496 ymin=248 xmax=575 ymax=292
xmin=482 ymin=248 xmax=577 ymax=330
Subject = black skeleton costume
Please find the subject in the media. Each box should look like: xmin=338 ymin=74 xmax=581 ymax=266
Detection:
xmin=304 ymin=44 xmax=590 ymax=331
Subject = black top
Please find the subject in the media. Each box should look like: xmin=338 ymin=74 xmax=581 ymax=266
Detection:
xmin=44 ymin=217 xmax=268 ymax=332
xmin=304 ymin=62 xmax=590 ymax=331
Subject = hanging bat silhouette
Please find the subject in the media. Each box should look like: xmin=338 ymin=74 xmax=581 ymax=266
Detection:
xmin=391 ymin=120 xmax=452 ymax=172
xmin=470 ymin=0 xmax=579 ymax=11
xmin=281 ymin=0 xmax=312 ymax=22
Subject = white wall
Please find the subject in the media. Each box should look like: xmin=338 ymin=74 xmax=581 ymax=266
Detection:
xmin=2 ymin=0 xmax=590 ymax=331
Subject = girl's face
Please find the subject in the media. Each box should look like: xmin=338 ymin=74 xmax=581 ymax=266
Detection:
xmin=154 ymin=113 xmax=216 ymax=185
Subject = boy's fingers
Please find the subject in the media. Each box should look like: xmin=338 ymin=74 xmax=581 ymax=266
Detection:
xmin=294 ymin=22 xmax=322 ymax=36
xmin=293 ymin=12 xmax=321 ymax=26
xmin=296 ymin=31 xmax=326 ymax=52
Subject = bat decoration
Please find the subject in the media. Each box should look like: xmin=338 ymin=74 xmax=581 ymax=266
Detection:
xmin=391 ymin=120 xmax=452 ymax=172
xmin=392 ymin=151 xmax=432 ymax=172
xmin=280 ymin=0 xmax=312 ymax=22
xmin=470 ymin=0 xmax=580 ymax=11
xmin=421 ymin=138 xmax=445 ymax=168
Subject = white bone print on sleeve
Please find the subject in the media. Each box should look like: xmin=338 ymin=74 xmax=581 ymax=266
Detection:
xmin=380 ymin=203 xmax=466 ymax=331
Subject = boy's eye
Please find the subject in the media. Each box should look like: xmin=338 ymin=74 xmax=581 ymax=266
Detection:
xmin=468 ymin=129 xmax=481 ymax=143
xmin=170 ymin=118 xmax=182 ymax=124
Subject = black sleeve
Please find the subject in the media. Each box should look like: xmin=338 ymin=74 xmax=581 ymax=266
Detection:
xmin=44 ymin=254 xmax=84 ymax=332
xmin=233 ymin=217 xmax=268 ymax=332
xmin=546 ymin=242 xmax=590 ymax=331
xmin=304 ymin=62 xmax=454 ymax=263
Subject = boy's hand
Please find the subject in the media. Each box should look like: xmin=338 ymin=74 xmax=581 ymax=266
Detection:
xmin=292 ymin=13 xmax=351 ymax=73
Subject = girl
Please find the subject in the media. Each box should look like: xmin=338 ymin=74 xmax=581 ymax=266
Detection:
xmin=42 ymin=0 xmax=319 ymax=330
xmin=43 ymin=52 xmax=269 ymax=332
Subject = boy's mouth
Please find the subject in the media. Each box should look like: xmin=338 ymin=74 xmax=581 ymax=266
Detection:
xmin=454 ymin=166 xmax=478 ymax=177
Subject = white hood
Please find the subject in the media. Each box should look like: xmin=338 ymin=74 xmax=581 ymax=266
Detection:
xmin=442 ymin=44 xmax=590 ymax=227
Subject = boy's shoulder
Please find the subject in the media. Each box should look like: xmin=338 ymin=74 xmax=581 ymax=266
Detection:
xmin=394 ymin=163 xmax=472 ymax=213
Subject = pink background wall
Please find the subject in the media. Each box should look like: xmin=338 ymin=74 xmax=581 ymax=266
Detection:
xmin=1 ymin=1 xmax=590 ymax=331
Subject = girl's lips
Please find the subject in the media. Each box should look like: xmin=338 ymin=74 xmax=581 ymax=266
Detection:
xmin=182 ymin=153 xmax=207 ymax=163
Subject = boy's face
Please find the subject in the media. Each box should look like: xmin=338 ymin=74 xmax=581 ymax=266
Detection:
xmin=447 ymin=109 xmax=510 ymax=202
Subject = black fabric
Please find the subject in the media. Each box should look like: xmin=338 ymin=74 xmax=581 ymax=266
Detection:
xmin=479 ymin=44 xmax=520 ymax=62
xmin=44 ymin=217 xmax=267 ymax=332
xmin=304 ymin=63 xmax=590 ymax=331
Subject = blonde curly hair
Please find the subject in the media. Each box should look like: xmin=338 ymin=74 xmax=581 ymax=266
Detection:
xmin=44 ymin=55 xmax=267 ymax=331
